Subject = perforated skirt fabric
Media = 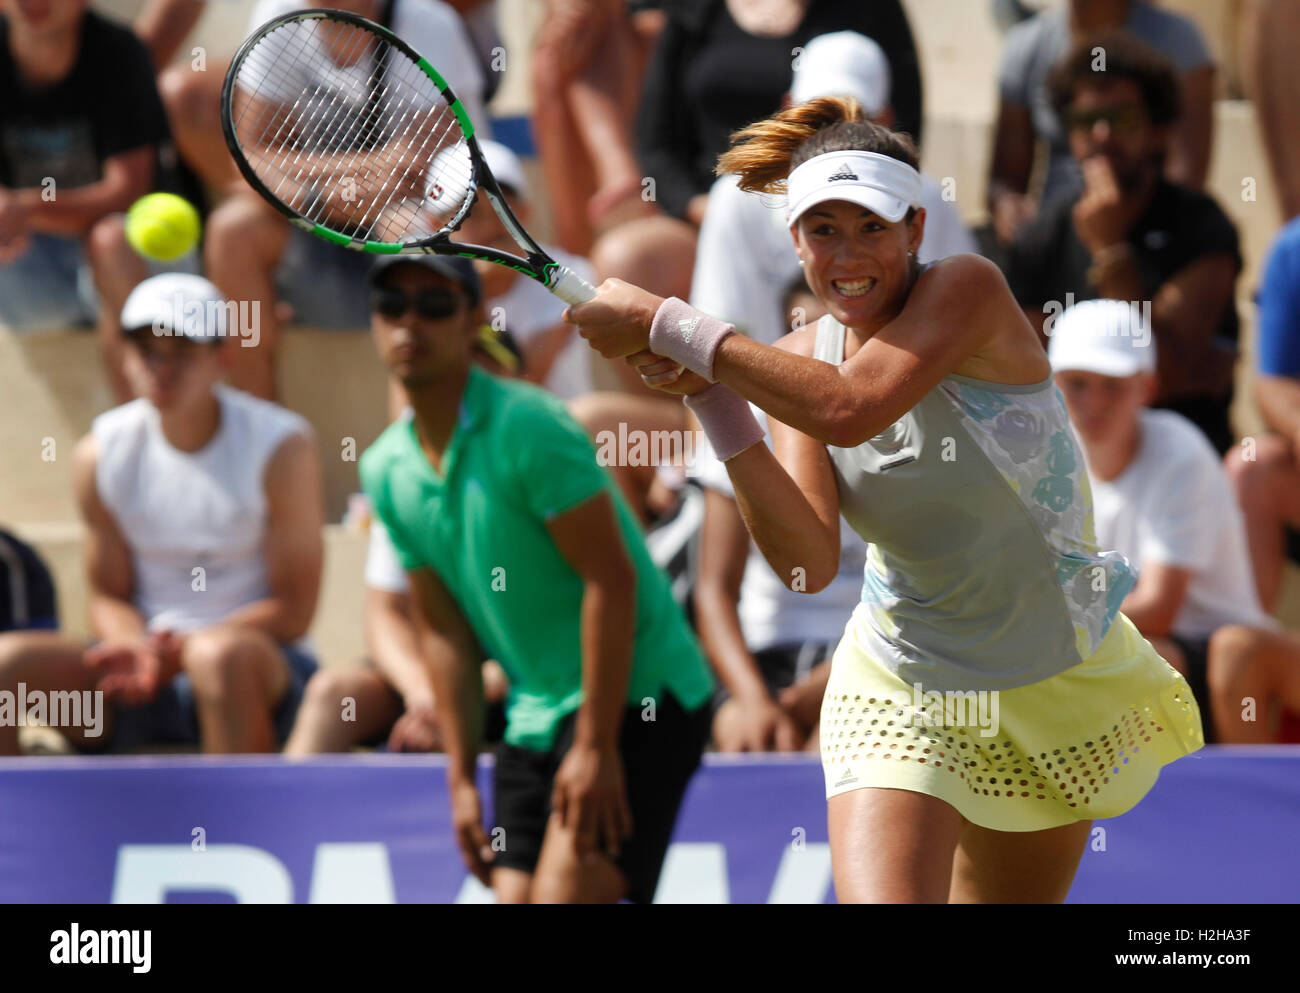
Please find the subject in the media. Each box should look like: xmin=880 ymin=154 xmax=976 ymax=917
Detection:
xmin=820 ymin=607 xmax=1205 ymax=832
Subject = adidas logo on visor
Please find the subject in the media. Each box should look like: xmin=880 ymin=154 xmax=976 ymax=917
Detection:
xmin=827 ymin=165 xmax=859 ymax=181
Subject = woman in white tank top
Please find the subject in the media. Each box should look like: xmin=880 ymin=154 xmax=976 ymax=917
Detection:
xmin=566 ymin=96 xmax=1203 ymax=903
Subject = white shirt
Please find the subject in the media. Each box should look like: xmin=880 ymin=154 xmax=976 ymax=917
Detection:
xmin=365 ymin=518 xmax=409 ymax=593
xmin=687 ymin=407 xmax=865 ymax=651
xmin=1089 ymin=409 xmax=1276 ymax=640
xmin=489 ymin=246 xmax=598 ymax=399
xmin=690 ymin=172 xmax=977 ymax=344
xmin=92 ymin=384 xmax=313 ymax=635
xmin=246 ymin=0 xmax=488 ymax=142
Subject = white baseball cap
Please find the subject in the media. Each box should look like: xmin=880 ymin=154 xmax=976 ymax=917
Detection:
xmin=785 ymin=149 xmax=922 ymax=227
xmin=478 ymin=139 xmax=529 ymax=200
xmin=791 ymin=31 xmax=891 ymax=117
xmin=120 ymin=273 xmax=228 ymax=343
xmin=1047 ymin=298 xmax=1156 ymax=377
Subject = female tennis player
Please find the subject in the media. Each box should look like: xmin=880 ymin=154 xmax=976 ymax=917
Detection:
xmin=566 ymin=96 xmax=1205 ymax=903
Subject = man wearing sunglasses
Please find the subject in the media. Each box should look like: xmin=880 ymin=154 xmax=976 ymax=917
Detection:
xmin=1004 ymin=32 xmax=1241 ymax=456
xmin=357 ymin=255 xmax=714 ymax=903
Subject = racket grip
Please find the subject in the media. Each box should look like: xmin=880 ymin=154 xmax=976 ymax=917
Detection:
xmin=549 ymin=265 xmax=598 ymax=305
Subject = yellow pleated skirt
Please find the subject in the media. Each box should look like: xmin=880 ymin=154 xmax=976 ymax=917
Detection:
xmin=820 ymin=607 xmax=1205 ymax=831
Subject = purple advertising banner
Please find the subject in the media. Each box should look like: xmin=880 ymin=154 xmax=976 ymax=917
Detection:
xmin=0 ymin=749 xmax=1295 ymax=903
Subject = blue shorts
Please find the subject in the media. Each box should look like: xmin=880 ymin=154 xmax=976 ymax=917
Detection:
xmin=0 ymin=234 xmax=98 ymax=331
xmin=276 ymin=227 xmax=374 ymax=329
xmin=0 ymin=232 xmax=200 ymax=333
xmin=84 ymin=643 xmax=318 ymax=753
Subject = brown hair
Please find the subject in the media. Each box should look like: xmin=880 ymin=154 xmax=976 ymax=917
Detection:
xmin=1047 ymin=32 xmax=1181 ymax=128
xmin=716 ymin=96 xmax=920 ymax=195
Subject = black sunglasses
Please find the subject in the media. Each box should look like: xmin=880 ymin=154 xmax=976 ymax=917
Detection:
xmin=371 ymin=287 xmax=463 ymax=321
xmin=1064 ymin=105 xmax=1146 ymax=136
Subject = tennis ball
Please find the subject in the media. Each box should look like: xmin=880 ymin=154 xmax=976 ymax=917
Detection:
xmin=125 ymin=193 xmax=201 ymax=261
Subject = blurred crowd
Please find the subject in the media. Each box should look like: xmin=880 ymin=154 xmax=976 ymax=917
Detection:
xmin=3 ymin=0 xmax=1300 ymax=756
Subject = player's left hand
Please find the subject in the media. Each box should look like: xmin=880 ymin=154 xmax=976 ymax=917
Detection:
xmin=551 ymin=742 xmax=633 ymax=859
xmin=564 ymin=278 xmax=662 ymax=359
xmin=625 ymin=349 xmax=711 ymax=396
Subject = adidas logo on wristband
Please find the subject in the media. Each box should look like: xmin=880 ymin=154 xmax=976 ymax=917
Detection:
xmin=678 ymin=317 xmax=700 ymax=343
xmin=827 ymin=166 xmax=859 ymax=182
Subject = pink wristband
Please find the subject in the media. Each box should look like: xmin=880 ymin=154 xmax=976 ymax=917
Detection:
xmin=684 ymin=383 xmax=765 ymax=461
xmin=649 ymin=297 xmax=734 ymax=381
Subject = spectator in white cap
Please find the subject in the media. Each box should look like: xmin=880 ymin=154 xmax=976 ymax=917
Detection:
xmin=0 ymin=273 xmax=325 ymax=756
xmin=407 ymin=139 xmax=598 ymax=410
xmin=691 ymin=30 xmax=976 ymax=348
xmin=1051 ymin=298 xmax=1300 ymax=744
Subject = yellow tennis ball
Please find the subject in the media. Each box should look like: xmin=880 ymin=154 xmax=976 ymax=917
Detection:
xmin=125 ymin=193 xmax=201 ymax=261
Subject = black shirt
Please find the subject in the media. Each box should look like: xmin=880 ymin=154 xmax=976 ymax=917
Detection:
xmin=1004 ymin=179 xmax=1242 ymax=452
xmin=0 ymin=11 xmax=170 ymax=189
xmin=637 ymin=0 xmax=923 ymax=219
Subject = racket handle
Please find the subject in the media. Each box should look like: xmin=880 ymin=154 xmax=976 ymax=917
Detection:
xmin=549 ymin=265 xmax=598 ymax=305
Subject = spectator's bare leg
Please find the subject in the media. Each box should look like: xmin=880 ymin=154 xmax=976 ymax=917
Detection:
xmin=566 ymin=390 xmax=688 ymax=524
xmin=283 ymin=666 xmax=402 ymax=755
xmin=530 ymin=6 xmax=600 ymax=256
xmin=570 ymin=17 xmax=655 ymax=231
xmin=1223 ymin=436 xmax=1300 ymax=612
xmin=86 ymin=214 xmax=149 ymax=404
xmin=0 ymin=633 xmax=107 ymax=755
xmin=1244 ymin=0 xmax=1300 ymax=220
xmin=205 ymin=192 xmax=289 ymax=400
xmin=948 ymin=819 xmax=1092 ymax=903
xmin=181 ymin=625 xmax=290 ymax=754
xmin=531 ymin=47 xmax=600 ymax=254
xmin=827 ymin=788 xmax=964 ymax=903
xmin=1208 ymin=624 xmax=1300 ymax=744
xmin=158 ymin=59 xmax=237 ymax=194
xmin=529 ymin=815 xmax=628 ymax=904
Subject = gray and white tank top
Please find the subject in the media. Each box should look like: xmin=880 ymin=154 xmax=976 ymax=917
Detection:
xmin=812 ymin=314 xmax=1136 ymax=692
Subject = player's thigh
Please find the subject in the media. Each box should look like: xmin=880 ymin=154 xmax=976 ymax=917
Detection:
xmin=827 ymin=786 xmax=965 ymax=904
xmin=491 ymin=866 xmax=533 ymax=905
xmin=529 ymin=813 xmax=628 ymax=905
xmin=948 ymin=818 xmax=1092 ymax=904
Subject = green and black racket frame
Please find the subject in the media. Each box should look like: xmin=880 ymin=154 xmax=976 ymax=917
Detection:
xmin=220 ymin=7 xmax=597 ymax=304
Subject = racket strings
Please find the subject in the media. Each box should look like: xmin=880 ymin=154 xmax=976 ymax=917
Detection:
xmin=230 ymin=17 xmax=475 ymax=243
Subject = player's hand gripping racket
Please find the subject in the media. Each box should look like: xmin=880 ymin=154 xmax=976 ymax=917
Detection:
xmin=220 ymin=8 xmax=597 ymax=304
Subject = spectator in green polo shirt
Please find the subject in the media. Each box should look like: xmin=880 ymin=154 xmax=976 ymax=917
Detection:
xmin=358 ymin=255 xmax=714 ymax=905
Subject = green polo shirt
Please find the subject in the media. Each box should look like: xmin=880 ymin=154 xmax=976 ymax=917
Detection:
xmin=359 ymin=366 xmax=714 ymax=751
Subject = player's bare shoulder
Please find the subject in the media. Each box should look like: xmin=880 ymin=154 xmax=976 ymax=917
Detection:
xmin=773 ymin=319 xmax=822 ymax=358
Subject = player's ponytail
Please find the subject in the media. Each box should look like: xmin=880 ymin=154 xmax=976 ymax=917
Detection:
xmin=718 ymin=96 xmax=919 ymax=194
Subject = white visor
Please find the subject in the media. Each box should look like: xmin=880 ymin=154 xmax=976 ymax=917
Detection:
xmin=785 ymin=150 xmax=922 ymax=228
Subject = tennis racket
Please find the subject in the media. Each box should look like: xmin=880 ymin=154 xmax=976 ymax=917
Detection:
xmin=220 ymin=8 xmax=597 ymax=304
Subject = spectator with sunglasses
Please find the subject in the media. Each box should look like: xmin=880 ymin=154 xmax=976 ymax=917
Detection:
xmin=1004 ymin=33 xmax=1241 ymax=456
xmin=987 ymin=0 xmax=1213 ymax=249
